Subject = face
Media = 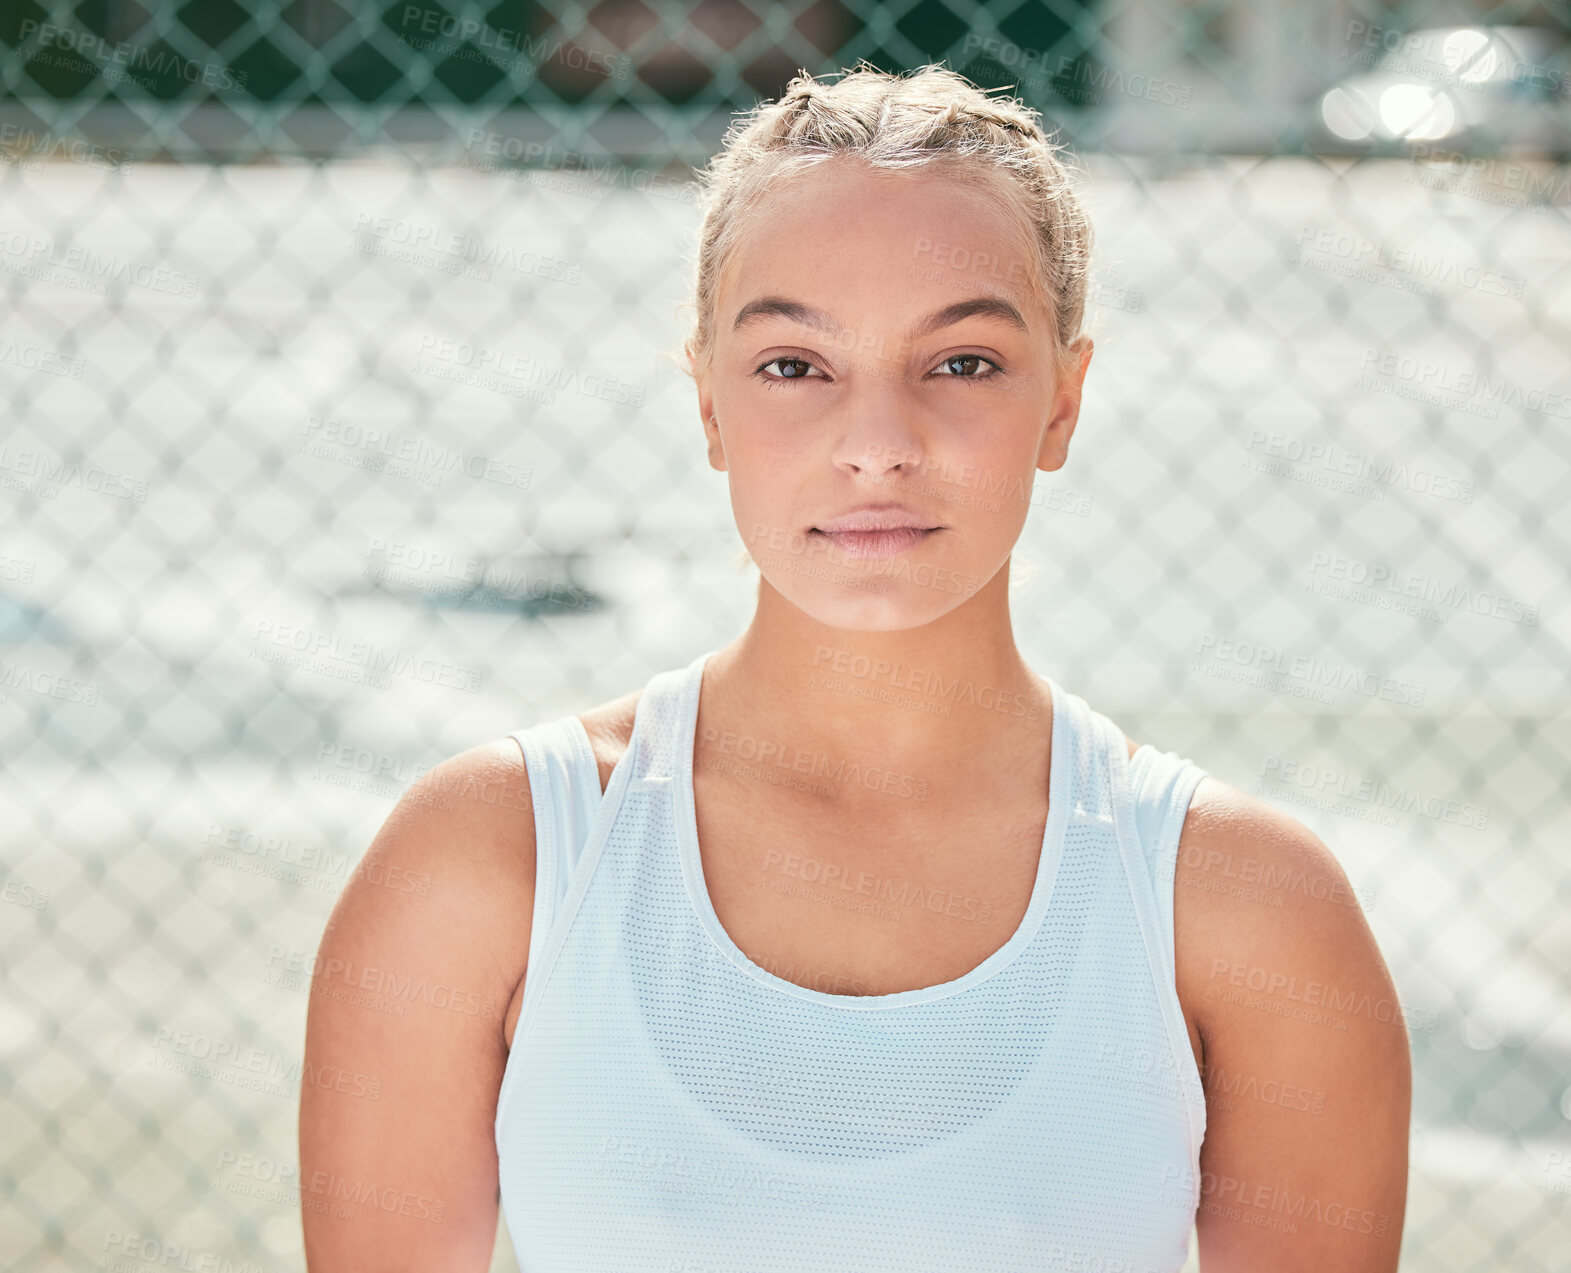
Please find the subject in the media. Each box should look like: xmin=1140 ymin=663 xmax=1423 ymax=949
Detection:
xmin=693 ymin=158 xmax=1092 ymax=631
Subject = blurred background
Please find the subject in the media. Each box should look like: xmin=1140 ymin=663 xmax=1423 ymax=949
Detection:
xmin=1 ymin=0 xmax=1568 ymax=1269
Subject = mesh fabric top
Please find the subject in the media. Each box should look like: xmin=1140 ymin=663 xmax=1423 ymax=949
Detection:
xmin=499 ymin=650 xmax=1210 ymax=1272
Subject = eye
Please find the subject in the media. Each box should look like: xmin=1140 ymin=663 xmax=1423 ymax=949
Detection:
xmin=756 ymin=356 xmax=825 ymax=383
xmin=931 ymin=354 xmax=1001 ymax=380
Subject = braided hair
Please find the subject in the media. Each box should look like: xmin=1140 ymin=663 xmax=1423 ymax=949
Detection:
xmin=675 ymin=60 xmax=1094 ymax=380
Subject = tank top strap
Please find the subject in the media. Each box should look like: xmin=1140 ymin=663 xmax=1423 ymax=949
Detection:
xmin=509 ymin=714 xmax=603 ymax=979
xmin=620 ymin=652 xmax=710 ymax=790
xmin=1086 ymin=702 xmax=1209 ymax=1154
xmin=497 ymin=656 xmax=712 ymax=1129
xmin=508 ymin=652 xmax=713 ymax=958
xmin=1048 ymin=681 xmax=1113 ymax=829
xmin=1129 ymin=742 xmax=1210 ymax=975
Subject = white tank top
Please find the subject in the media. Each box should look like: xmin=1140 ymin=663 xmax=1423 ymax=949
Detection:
xmin=497 ymin=649 xmax=1210 ymax=1272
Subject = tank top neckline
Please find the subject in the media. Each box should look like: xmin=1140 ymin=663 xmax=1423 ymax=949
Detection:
xmin=661 ymin=648 xmax=1075 ymax=1011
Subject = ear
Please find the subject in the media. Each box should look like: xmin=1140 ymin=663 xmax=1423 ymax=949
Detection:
xmin=1036 ymin=336 xmax=1093 ymax=474
xmin=693 ymin=352 xmax=727 ymax=473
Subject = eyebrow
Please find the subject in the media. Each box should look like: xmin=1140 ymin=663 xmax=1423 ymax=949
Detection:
xmin=730 ymin=294 xmax=1029 ymax=340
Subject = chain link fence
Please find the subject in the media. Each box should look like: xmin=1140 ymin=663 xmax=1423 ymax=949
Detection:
xmin=2 ymin=1 xmax=1569 ymax=1269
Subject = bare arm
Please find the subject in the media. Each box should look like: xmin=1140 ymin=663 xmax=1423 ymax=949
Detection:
xmin=1177 ymin=781 xmax=1412 ymax=1271
xmin=299 ymin=739 xmax=536 ymax=1272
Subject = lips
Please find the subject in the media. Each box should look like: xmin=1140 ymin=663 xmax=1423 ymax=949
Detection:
xmin=807 ymin=505 xmax=944 ymax=560
xmin=813 ymin=504 xmax=937 ymax=533
xmin=809 ymin=526 xmax=939 ymax=560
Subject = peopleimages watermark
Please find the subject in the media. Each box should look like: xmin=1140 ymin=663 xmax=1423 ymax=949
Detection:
xmin=1305 ymin=551 xmax=1538 ymax=627
xmin=2 ymin=875 xmax=50 ymax=912
xmin=1087 ymin=276 xmax=1145 ymax=315
xmin=264 ymin=946 xmax=497 ymax=1020
xmin=1257 ymin=753 xmax=1490 ymax=832
xmin=958 ymin=33 xmax=1192 ymax=109
xmin=1240 ymin=434 xmax=1383 ymax=501
xmin=0 ymin=552 xmax=36 ymax=585
xmin=807 ymin=645 xmax=1043 ymax=720
xmin=763 ymin=873 xmax=907 ymax=927
xmin=1292 ymin=225 xmax=1526 ymax=299
xmin=16 ymin=18 xmax=249 ymax=93
xmin=309 ymin=740 xmax=435 ymax=801
xmin=365 ymin=537 xmax=592 ymax=614
xmin=0 ymin=124 xmax=131 ymax=170
xmin=1160 ymin=1165 xmax=1390 ymax=1237
xmin=1093 ymin=1038 xmax=1206 ymax=1111
xmin=1241 ymin=430 xmax=1473 ymax=505
xmin=0 ymin=658 xmax=100 ymax=706
xmin=0 ymin=339 xmax=85 ymax=385
xmin=398 ymin=5 xmax=630 ymax=81
xmin=699 ymin=726 xmax=927 ymax=801
xmin=1357 ymin=349 xmax=1571 ymax=419
xmin=759 ymin=846 xmax=998 ymax=927
xmin=143 ymin=1025 xmax=382 ymax=1101
xmin=1351 ymin=344 xmax=1571 ymax=418
xmin=412 ymin=333 xmax=646 ymax=406
xmin=248 ymin=618 xmax=487 ymax=693
xmin=911 ymin=236 xmax=1031 ymax=287
xmin=212 ymin=1148 xmax=447 ymax=1224
xmin=1206 ymin=959 xmax=1439 ymax=1035
xmin=300 ymin=414 xmax=533 ymax=490
xmin=1193 ymin=634 xmax=1428 ymax=708
xmin=99 ymin=1233 xmax=283 ymax=1273
xmin=211 ymin=1149 xmax=344 ymax=1223
xmin=200 ymin=820 xmax=434 ymax=895
xmin=752 ymin=954 xmax=879 ymax=997
xmin=1339 ymin=20 xmax=1571 ymax=100
xmin=593 ymin=1135 xmax=833 ymax=1208
xmin=0 ymin=226 xmax=200 ymax=298
xmin=0 ymin=443 xmax=146 ymax=503
xmin=306 ymin=761 xmax=534 ymax=825
xmin=1201 ymin=1061 xmax=1328 ymax=1118
xmin=461 ymin=129 xmax=699 ymax=204
xmin=350 ymin=212 xmax=582 ymax=286
xmin=1403 ymin=144 xmax=1571 ymax=215
xmin=1173 ymin=839 xmax=1378 ymax=913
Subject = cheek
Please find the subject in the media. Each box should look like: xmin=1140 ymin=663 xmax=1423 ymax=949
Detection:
xmin=724 ymin=439 xmax=802 ymax=545
xmin=742 ymin=409 xmax=811 ymax=460
xmin=927 ymin=429 xmax=1035 ymax=512
xmin=727 ymin=424 xmax=811 ymax=497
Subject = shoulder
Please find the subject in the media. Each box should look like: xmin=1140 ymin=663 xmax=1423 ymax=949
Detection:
xmin=305 ymin=733 xmax=546 ymax=1098
xmin=323 ymin=737 xmax=542 ymax=964
xmin=1173 ymin=776 xmax=1393 ymax=1014
xmin=359 ymin=682 xmax=641 ymax=908
xmin=1168 ymin=781 xmax=1412 ymax=1262
xmin=376 ymin=736 xmax=539 ymax=858
xmin=1175 ymin=775 xmax=1370 ymax=928
xmin=300 ymin=739 xmax=543 ymax=1258
xmin=1171 ymin=772 xmax=1411 ymax=1079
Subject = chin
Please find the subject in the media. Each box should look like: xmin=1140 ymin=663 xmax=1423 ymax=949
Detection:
xmin=770 ymin=573 xmax=978 ymax=631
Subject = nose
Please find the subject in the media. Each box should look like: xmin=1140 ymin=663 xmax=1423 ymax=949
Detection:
xmin=828 ymin=381 xmax=925 ymax=478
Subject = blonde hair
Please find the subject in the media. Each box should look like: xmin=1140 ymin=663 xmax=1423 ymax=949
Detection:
xmin=674 ymin=60 xmax=1095 ymax=384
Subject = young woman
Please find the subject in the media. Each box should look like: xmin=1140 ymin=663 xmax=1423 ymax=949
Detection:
xmin=301 ymin=62 xmax=1411 ymax=1273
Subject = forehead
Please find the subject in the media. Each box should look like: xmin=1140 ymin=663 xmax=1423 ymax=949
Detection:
xmin=716 ymin=159 xmax=1042 ymax=327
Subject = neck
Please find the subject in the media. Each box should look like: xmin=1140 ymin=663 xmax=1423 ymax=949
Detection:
xmin=702 ymin=563 xmax=1051 ymax=782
